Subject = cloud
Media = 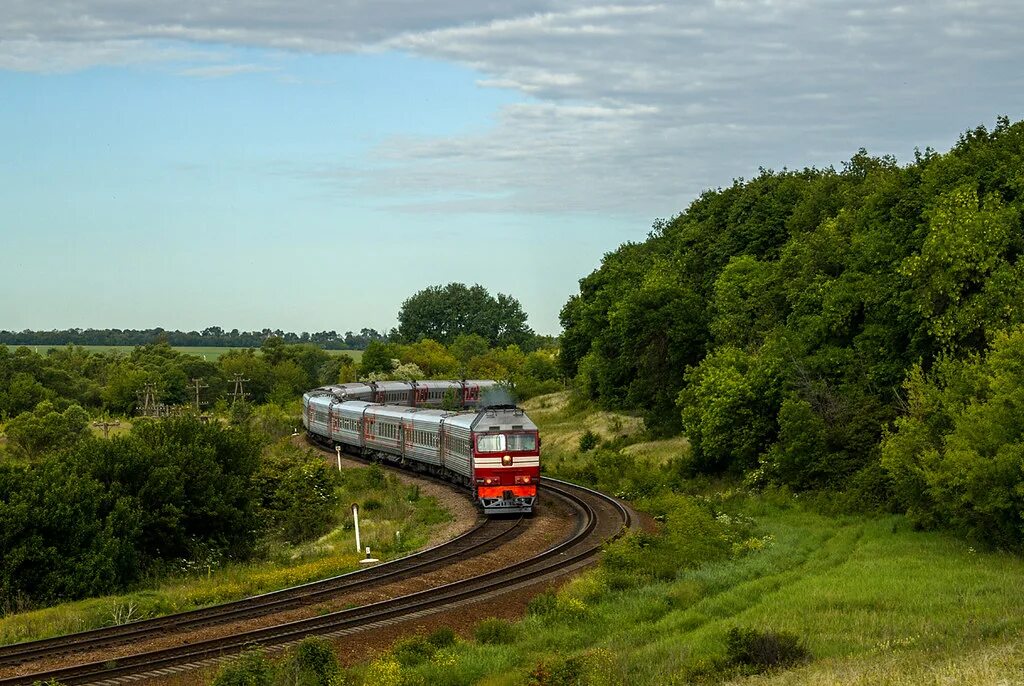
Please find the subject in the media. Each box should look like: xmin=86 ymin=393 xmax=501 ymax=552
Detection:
xmin=178 ymin=63 xmax=277 ymax=78
xmin=3 ymin=1 xmax=1024 ymax=215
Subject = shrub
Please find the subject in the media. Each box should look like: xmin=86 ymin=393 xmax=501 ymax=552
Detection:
xmin=578 ymin=430 xmax=600 ymax=452
xmin=526 ymin=590 xmax=558 ymax=617
xmin=475 ymin=617 xmax=517 ymax=645
xmin=725 ymin=627 xmax=810 ymax=671
xmin=391 ymin=634 xmax=438 ymax=667
xmin=282 ymin=637 xmax=341 ymax=686
xmin=426 ymin=626 xmax=457 ymax=649
xmin=212 ymin=648 xmax=273 ymax=686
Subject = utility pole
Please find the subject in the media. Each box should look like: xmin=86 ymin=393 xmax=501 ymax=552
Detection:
xmin=190 ymin=378 xmax=209 ymax=412
xmin=92 ymin=419 xmax=121 ymax=438
xmin=228 ymin=374 xmax=250 ymax=405
xmin=137 ymin=383 xmax=159 ymax=417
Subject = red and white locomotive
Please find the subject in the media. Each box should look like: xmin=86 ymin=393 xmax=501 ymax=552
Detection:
xmin=302 ymin=381 xmax=540 ymax=514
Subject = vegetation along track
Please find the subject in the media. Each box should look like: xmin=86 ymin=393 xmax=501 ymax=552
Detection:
xmin=0 ymin=479 xmax=634 ymax=686
xmin=0 ymin=439 xmax=521 ymax=668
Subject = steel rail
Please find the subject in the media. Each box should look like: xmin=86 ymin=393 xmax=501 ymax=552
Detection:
xmin=0 ymin=450 xmax=529 ymax=668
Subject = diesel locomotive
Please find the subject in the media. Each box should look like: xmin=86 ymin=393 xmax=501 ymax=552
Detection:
xmin=302 ymin=380 xmax=540 ymax=514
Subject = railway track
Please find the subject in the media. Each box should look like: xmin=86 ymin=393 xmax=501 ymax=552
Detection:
xmin=0 ymin=515 xmax=523 ymax=669
xmin=0 ymin=468 xmax=634 ymax=685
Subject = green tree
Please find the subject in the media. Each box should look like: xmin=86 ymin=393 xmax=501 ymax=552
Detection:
xmin=397 ymin=283 xmax=534 ymax=347
xmin=359 ymin=340 xmax=397 ymax=377
xmin=4 ymin=401 xmax=91 ymax=458
xmin=881 ymin=326 xmax=1024 ymax=547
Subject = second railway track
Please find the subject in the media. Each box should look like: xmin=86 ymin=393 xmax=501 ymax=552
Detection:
xmin=0 ymin=476 xmax=635 ymax=686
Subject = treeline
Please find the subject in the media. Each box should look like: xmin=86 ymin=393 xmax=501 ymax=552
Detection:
xmin=0 ymin=339 xmax=349 ymax=422
xmin=0 ymin=327 xmax=387 ymax=350
xmin=561 ymin=117 xmax=1024 ymax=547
xmin=0 ymin=334 xmax=560 ymax=430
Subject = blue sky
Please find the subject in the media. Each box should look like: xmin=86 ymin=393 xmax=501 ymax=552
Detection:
xmin=3 ymin=1 xmax=1024 ymax=336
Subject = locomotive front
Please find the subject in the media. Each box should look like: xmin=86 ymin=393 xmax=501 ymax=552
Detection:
xmin=466 ymin=405 xmax=540 ymax=514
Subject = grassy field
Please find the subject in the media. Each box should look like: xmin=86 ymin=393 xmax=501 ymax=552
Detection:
xmin=342 ymin=393 xmax=1024 ymax=685
xmin=0 ymin=461 xmax=445 ymax=646
xmin=2 ymin=344 xmax=364 ymax=362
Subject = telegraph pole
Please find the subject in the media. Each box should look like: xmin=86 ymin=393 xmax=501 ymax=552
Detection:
xmin=228 ymin=374 xmax=250 ymax=405
xmin=92 ymin=419 xmax=121 ymax=438
xmin=137 ymin=383 xmax=159 ymax=417
xmin=190 ymin=378 xmax=209 ymax=412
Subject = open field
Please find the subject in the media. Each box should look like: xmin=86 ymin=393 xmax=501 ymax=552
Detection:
xmin=3 ymin=344 xmax=364 ymax=362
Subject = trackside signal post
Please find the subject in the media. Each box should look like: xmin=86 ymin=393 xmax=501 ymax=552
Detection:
xmin=352 ymin=503 xmax=361 ymax=553
xmin=352 ymin=503 xmax=378 ymax=563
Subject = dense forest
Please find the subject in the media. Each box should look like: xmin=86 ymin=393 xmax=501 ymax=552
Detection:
xmin=560 ymin=117 xmax=1024 ymax=548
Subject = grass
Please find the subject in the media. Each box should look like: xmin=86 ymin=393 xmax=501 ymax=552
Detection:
xmin=0 ymin=463 xmax=448 ymax=647
xmin=362 ymin=494 xmax=1024 ymax=685
xmin=339 ymin=392 xmax=1024 ymax=685
xmin=2 ymin=344 xmax=364 ymax=362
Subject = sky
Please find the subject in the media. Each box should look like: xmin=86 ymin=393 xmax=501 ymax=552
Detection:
xmin=2 ymin=1 xmax=1023 ymax=336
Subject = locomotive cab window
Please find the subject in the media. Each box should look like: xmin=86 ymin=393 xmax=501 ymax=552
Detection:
xmin=476 ymin=434 xmax=506 ymax=453
xmin=507 ymin=433 xmax=537 ymax=451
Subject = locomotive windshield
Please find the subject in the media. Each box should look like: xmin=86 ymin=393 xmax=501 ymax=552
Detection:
xmin=476 ymin=432 xmax=537 ymax=453
xmin=507 ymin=433 xmax=537 ymax=451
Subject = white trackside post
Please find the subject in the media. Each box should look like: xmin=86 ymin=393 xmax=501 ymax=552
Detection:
xmin=352 ymin=503 xmax=361 ymax=553
xmin=335 ymin=445 xmax=342 ymax=471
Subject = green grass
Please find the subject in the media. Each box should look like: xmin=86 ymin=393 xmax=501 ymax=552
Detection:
xmin=368 ymin=496 xmax=1024 ymax=685
xmin=350 ymin=393 xmax=1024 ymax=685
xmin=2 ymin=344 xmax=364 ymax=362
xmin=0 ymin=463 xmax=446 ymax=647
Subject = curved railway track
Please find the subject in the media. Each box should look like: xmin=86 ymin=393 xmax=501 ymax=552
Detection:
xmin=0 ymin=475 xmax=634 ymax=685
xmin=0 ymin=515 xmax=522 ymax=668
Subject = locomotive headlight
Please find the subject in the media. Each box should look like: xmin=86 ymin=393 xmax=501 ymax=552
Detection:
xmin=515 ymin=475 xmax=531 ymax=485
xmin=502 ymin=454 xmax=513 ymax=466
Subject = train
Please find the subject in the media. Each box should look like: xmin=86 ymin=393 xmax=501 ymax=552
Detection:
xmin=310 ymin=379 xmax=500 ymax=408
xmin=302 ymin=380 xmax=540 ymax=515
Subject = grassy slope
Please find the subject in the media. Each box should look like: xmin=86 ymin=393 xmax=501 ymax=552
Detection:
xmin=364 ymin=393 xmax=1024 ymax=685
xmin=0 ymin=464 xmax=447 ymax=646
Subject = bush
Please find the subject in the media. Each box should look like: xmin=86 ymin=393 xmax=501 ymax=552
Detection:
xmin=212 ymin=648 xmax=273 ymax=686
xmin=526 ymin=591 xmax=558 ymax=617
xmin=281 ymin=637 xmax=341 ymax=686
xmin=725 ymin=627 xmax=810 ymax=671
xmin=578 ymin=430 xmax=600 ymax=452
xmin=426 ymin=626 xmax=457 ymax=649
xmin=391 ymin=634 xmax=438 ymax=667
xmin=475 ymin=617 xmax=517 ymax=645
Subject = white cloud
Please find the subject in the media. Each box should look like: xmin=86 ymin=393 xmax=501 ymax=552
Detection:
xmin=178 ymin=63 xmax=277 ymax=78
xmin=3 ymin=0 xmax=1023 ymax=215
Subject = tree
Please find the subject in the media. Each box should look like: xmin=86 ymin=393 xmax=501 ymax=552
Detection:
xmin=359 ymin=341 xmax=397 ymax=377
xmin=396 ymin=283 xmax=534 ymax=347
xmin=881 ymin=326 xmax=1024 ymax=547
xmin=4 ymin=401 xmax=91 ymax=458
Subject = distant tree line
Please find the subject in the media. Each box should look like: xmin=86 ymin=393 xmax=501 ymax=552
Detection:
xmin=0 ymin=327 xmax=387 ymax=350
xmin=560 ymin=116 xmax=1024 ymax=548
